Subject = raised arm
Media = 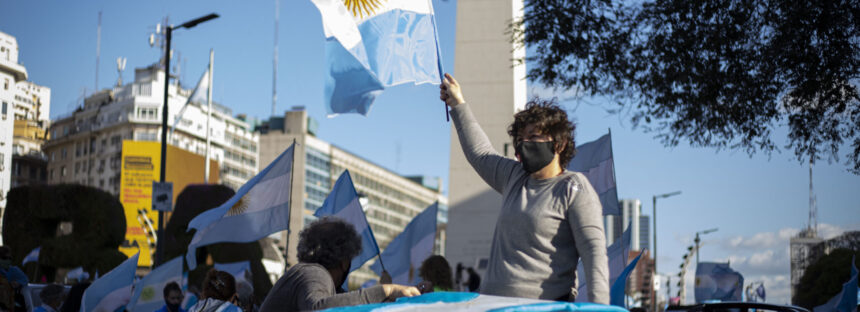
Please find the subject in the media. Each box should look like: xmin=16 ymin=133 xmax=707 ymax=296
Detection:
xmin=441 ymin=73 xmax=520 ymax=193
xmin=567 ymin=176 xmax=609 ymax=304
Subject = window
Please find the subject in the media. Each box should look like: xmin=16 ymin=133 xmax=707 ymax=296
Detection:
xmin=61 ymin=147 xmax=67 ymax=160
xmin=61 ymin=166 xmax=66 ymax=177
xmin=3 ymin=78 xmax=8 ymax=90
xmin=111 ymin=135 xmax=121 ymax=146
xmin=136 ymin=107 xmax=158 ymax=120
xmin=2 ymin=101 xmax=7 ymax=117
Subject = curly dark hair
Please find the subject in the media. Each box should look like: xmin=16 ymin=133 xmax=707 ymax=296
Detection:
xmin=297 ymin=217 xmax=362 ymax=270
xmin=419 ymin=255 xmax=454 ymax=291
xmin=201 ymin=269 xmax=236 ymax=301
xmin=507 ymin=97 xmax=577 ymax=168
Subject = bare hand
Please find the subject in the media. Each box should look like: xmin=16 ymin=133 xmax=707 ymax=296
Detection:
xmin=382 ymin=284 xmax=421 ymax=300
xmin=440 ymin=73 xmax=465 ymax=107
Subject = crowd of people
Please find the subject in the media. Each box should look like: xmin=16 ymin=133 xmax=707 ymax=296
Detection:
xmin=2 ymin=73 xmax=610 ymax=311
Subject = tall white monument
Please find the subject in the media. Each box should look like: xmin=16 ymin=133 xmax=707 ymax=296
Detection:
xmin=446 ymin=0 xmax=527 ymax=275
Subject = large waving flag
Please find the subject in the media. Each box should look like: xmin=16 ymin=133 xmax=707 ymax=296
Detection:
xmin=214 ymin=261 xmax=252 ymax=284
xmin=694 ymin=262 xmax=744 ymax=303
xmin=81 ymin=253 xmax=139 ymax=312
xmin=814 ymin=256 xmax=858 ymax=312
xmin=128 ymin=256 xmax=183 ymax=312
xmin=171 ymin=68 xmax=210 ymax=140
xmin=314 ymin=170 xmax=382 ymax=276
xmin=22 ymin=247 xmax=39 ymax=265
xmin=371 ymin=202 xmax=438 ymax=285
xmin=310 ymin=0 xmax=444 ymax=116
xmin=568 ymin=133 xmax=619 ymax=215
xmin=577 ymin=226 xmax=631 ymax=303
xmin=186 ymin=144 xmax=295 ymax=269
xmin=610 ymin=251 xmax=643 ymax=307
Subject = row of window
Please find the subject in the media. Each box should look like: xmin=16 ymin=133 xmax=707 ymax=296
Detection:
xmin=224 ymin=150 xmax=257 ymax=167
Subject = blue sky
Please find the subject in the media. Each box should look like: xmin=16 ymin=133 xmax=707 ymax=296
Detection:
xmin=2 ymin=0 xmax=858 ymax=304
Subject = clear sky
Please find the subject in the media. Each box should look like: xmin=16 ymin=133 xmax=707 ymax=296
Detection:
xmin=2 ymin=0 xmax=859 ymax=304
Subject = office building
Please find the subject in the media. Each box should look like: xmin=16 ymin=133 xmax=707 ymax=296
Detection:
xmin=0 ymin=31 xmax=30 ymax=243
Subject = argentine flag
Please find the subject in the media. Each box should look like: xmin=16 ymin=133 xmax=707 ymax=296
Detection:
xmin=370 ymin=202 xmax=438 ymax=285
xmin=694 ymin=262 xmax=744 ymax=303
xmin=186 ymin=144 xmax=295 ymax=269
xmin=81 ymin=253 xmax=139 ymax=312
xmin=314 ymin=170 xmax=381 ymax=278
xmin=310 ymin=0 xmax=444 ymax=116
xmin=568 ymin=133 xmax=620 ymax=215
xmin=128 ymin=256 xmax=183 ymax=312
xmin=577 ymin=227 xmax=631 ymax=303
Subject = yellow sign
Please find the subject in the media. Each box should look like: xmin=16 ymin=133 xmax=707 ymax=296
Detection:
xmin=119 ymin=140 xmax=219 ymax=267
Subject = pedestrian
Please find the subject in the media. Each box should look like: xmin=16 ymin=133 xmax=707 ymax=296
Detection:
xmin=33 ymin=284 xmax=64 ymax=312
xmin=454 ymin=263 xmax=464 ymax=291
xmin=464 ymin=268 xmax=481 ymax=293
xmin=259 ymin=217 xmax=420 ymax=312
xmin=440 ymin=73 xmax=610 ymax=303
xmin=187 ymin=270 xmax=242 ymax=312
xmin=155 ymin=282 xmax=185 ymax=312
xmin=418 ymin=256 xmax=454 ymax=292
xmin=59 ymin=282 xmax=90 ymax=312
xmin=0 ymin=246 xmax=28 ymax=312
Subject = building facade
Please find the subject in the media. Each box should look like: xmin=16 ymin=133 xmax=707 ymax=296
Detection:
xmin=43 ymin=64 xmax=259 ymax=195
xmin=257 ymin=107 xmax=448 ymax=288
xmin=11 ymin=119 xmax=48 ymax=187
xmin=0 ymin=31 xmax=29 ymax=244
xmin=790 ymin=230 xmax=859 ymax=303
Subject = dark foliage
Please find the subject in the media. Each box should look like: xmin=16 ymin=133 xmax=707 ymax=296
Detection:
xmin=2 ymin=184 xmax=128 ymax=281
xmin=794 ymin=248 xmax=860 ymax=309
xmin=516 ymin=0 xmax=860 ymax=173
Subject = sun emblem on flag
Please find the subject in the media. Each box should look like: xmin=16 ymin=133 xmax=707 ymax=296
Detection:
xmin=228 ymin=195 xmax=250 ymax=216
xmin=344 ymin=0 xmax=385 ymax=18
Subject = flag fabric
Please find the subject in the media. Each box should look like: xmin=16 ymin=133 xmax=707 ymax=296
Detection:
xmin=128 ymin=256 xmax=183 ymax=312
xmin=756 ymin=283 xmax=766 ymax=302
xmin=66 ymin=267 xmax=90 ymax=282
xmin=577 ymin=227 xmax=631 ymax=303
xmin=171 ymin=69 xmax=210 ymax=137
xmin=310 ymin=0 xmax=444 ymax=116
xmin=186 ymin=144 xmax=295 ymax=269
xmin=214 ymin=261 xmax=252 ymax=284
xmin=370 ymin=202 xmax=438 ymax=285
xmin=81 ymin=253 xmax=139 ymax=312
xmin=568 ymin=133 xmax=620 ymax=215
xmin=314 ymin=170 xmax=381 ymax=277
xmin=694 ymin=262 xmax=744 ymax=303
xmin=610 ymin=251 xmax=643 ymax=307
xmin=814 ymin=256 xmax=858 ymax=312
xmin=22 ymin=247 xmax=39 ymax=265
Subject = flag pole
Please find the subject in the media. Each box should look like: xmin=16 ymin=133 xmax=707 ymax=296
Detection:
xmin=285 ymin=139 xmax=297 ymax=266
xmin=427 ymin=0 xmax=449 ymax=122
xmin=204 ymin=49 xmax=214 ymax=183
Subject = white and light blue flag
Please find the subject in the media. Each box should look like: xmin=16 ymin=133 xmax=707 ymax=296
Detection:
xmin=814 ymin=256 xmax=857 ymax=312
xmin=568 ymin=133 xmax=619 ymax=215
xmin=214 ymin=261 xmax=252 ymax=284
xmin=371 ymin=202 xmax=438 ymax=285
xmin=22 ymin=247 xmax=40 ymax=265
xmin=186 ymin=144 xmax=295 ymax=269
xmin=128 ymin=256 xmax=183 ymax=312
xmin=694 ymin=262 xmax=744 ymax=303
xmin=577 ymin=226 xmax=631 ymax=303
xmin=610 ymin=250 xmax=643 ymax=307
xmin=66 ymin=267 xmax=90 ymax=282
xmin=314 ymin=170 xmax=381 ymax=277
xmin=171 ymin=68 xmax=210 ymax=138
xmin=310 ymin=0 xmax=444 ymax=116
xmin=81 ymin=253 xmax=139 ymax=312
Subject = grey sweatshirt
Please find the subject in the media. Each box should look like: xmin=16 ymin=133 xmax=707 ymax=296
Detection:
xmin=450 ymin=103 xmax=610 ymax=303
xmin=259 ymin=263 xmax=387 ymax=311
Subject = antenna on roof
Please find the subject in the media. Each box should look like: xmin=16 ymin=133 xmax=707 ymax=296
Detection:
xmin=95 ymin=11 xmax=102 ymax=93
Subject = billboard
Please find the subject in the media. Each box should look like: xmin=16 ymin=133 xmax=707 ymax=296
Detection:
xmin=119 ymin=140 xmax=219 ymax=267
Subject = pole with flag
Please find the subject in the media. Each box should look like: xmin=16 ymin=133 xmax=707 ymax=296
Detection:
xmin=170 ymin=68 xmax=209 ymax=144
xmin=370 ymin=202 xmax=438 ymax=285
xmin=314 ymin=170 xmax=384 ymax=285
xmin=309 ymin=0 xmax=444 ymax=117
xmin=186 ymin=144 xmax=296 ymax=269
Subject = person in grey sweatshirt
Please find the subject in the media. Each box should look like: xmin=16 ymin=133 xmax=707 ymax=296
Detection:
xmin=259 ymin=217 xmax=420 ymax=311
xmin=440 ymin=73 xmax=610 ymax=304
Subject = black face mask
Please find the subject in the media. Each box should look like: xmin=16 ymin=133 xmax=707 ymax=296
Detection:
xmin=515 ymin=141 xmax=556 ymax=173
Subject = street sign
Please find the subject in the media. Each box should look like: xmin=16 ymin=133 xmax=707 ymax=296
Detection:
xmin=152 ymin=182 xmax=173 ymax=212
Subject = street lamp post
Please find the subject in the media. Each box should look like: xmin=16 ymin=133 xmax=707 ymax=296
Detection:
xmin=157 ymin=13 xmax=219 ymax=266
xmin=652 ymin=191 xmax=681 ymax=312
xmin=694 ymin=228 xmax=718 ymax=266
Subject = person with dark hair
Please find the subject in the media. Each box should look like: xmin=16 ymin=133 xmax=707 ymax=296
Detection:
xmin=188 ymin=270 xmax=241 ymax=312
xmin=59 ymin=282 xmax=90 ymax=312
xmin=33 ymin=284 xmax=65 ymax=312
xmin=440 ymin=73 xmax=609 ymax=303
xmin=464 ymin=268 xmax=481 ymax=293
xmin=259 ymin=217 xmax=419 ymax=311
xmin=155 ymin=282 xmax=185 ymax=312
xmin=418 ymin=256 xmax=454 ymax=292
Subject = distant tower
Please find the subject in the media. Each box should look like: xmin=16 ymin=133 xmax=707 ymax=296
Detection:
xmin=789 ymin=159 xmax=823 ymax=304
